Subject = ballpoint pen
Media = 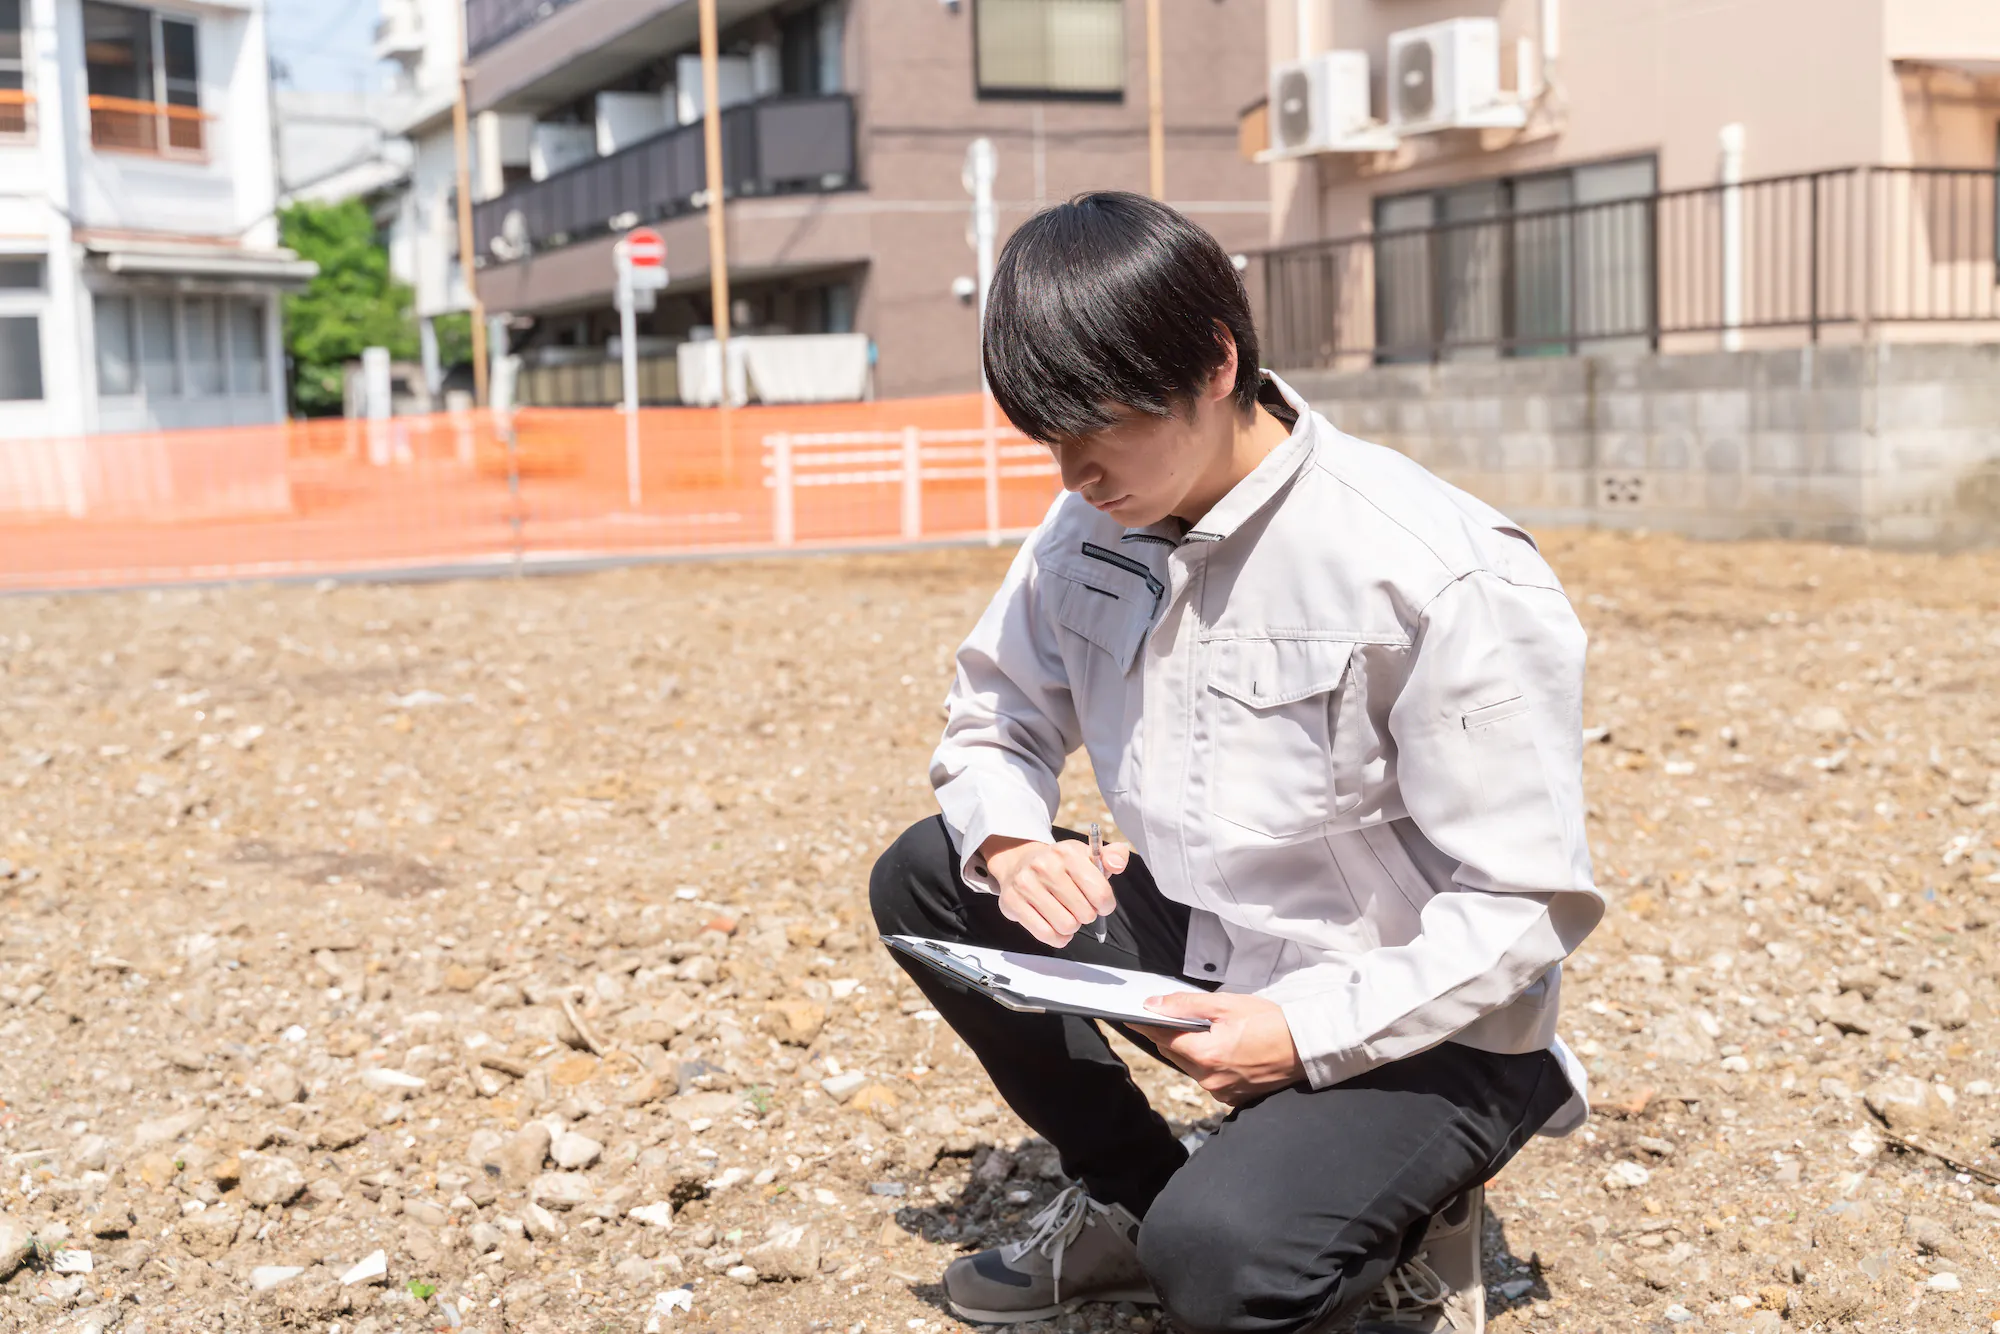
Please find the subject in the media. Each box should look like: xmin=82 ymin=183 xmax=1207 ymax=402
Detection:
xmin=1089 ymin=822 xmax=1113 ymax=944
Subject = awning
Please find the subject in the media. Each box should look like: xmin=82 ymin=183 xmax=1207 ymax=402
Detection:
xmin=82 ymin=238 xmax=321 ymax=289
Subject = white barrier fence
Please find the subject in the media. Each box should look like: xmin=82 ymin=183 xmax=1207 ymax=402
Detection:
xmin=763 ymin=422 xmax=1060 ymax=546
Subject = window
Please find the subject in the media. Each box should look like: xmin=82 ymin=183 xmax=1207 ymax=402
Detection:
xmin=0 ymin=0 xmax=28 ymax=138
xmin=0 ymin=314 xmax=41 ymax=400
xmin=98 ymin=291 xmax=269 ymax=401
xmin=1373 ymin=156 xmax=1657 ymax=361
xmin=182 ymin=296 xmax=224 ymax=394
xmin=137 ymin=293 xmax=179 ymax=397
xmin=976 ymin=0 xmax=1123 ymax=99
xmin=83 ymin=2 xmax=204 ymax=156
xmin=779 ymin=1 xmax=844 ymax=96
xmin=0 ymin=256 xmax=41 ymax=289
xmin=96 ymin=294 xmax=137 ymax=395
xmin=228 ymin=299 xmax=267 ymax=394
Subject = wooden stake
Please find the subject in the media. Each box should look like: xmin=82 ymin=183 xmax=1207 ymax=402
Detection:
xmin=698 ymin=0 xmax=733 ymax=466
xmin=450 ymin=4 xmax=487 ymax=406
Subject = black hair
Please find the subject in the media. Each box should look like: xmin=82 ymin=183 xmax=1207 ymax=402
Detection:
xmin=982 ymin=191 xmax=1262 ymax=445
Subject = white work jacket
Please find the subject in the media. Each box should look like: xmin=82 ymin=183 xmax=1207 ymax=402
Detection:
xmin=930 ymin=373 xmax=1603 ymax=1134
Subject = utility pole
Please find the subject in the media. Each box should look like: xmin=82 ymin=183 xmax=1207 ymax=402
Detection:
xmin=698 ymin=0 xmax=731 ymax=403
xmin=964 ymin=139 xmax=1000 ymax=542
xmin=1145 ymin=0 xmax=1164 ymax=199
xmin=451 ymin=0 xmax=488 ymax=405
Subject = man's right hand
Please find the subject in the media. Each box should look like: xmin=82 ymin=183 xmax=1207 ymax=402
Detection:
xmin=980 ymin=834 xmax=1129 ymax=949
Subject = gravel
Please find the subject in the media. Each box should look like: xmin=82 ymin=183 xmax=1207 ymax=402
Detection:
xmin=2 ymin=535 xmax=1999 ymax=1332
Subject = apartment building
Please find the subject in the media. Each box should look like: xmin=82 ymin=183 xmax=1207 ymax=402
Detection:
xmin=460 ymin=0 xmax=1271 ymax=402
xmin=1251 ymin=0 xmax=2000 ymax=365
xmin=0 ymin=0 xmax=312 ymax=438
xmin=369 ymin=0 xmax=478 ymax=395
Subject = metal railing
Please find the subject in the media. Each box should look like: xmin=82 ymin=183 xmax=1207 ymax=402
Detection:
xmin=87 ymin=94 xmax=209 ymax=158
xmin=465 ymin=0 xmax=585 ymax=57
xmin=517 ymin=355 xmax=681 ymax=408
xmin=0 ymin=90 xmax=33 ymax=139
xmin=1257 ymin=166 xmax=2000 ymax=367
xmin=473 ymin=93 xmax=858 ymax=264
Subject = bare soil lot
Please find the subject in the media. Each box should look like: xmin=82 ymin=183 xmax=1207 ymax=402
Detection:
xmin=3 ymin=532 xmax=2000 ymax=1334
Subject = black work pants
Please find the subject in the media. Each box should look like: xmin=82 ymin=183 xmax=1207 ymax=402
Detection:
xmin=870 ymin=816 xmax=1571 ymax=1334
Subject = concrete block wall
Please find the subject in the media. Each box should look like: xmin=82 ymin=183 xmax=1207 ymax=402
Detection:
xmin=1283 ymin=343 xmax=2000 ymax=548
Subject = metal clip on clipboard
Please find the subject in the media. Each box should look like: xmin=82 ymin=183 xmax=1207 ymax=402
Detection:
xmin=903 ymin=938 xmax=1001 ymax=990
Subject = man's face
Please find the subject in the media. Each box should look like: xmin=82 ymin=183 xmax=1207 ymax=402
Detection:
xmin=1047 ymin=394 xmax=1232 ymax=529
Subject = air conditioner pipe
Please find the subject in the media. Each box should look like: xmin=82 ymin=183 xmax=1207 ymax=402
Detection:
xmin=1720 ymin=123 xmax=1745 ymax=352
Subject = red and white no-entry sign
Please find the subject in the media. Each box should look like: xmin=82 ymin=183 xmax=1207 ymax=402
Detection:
xmin=618 ymin=227 xmax=668 ymax=291
xmin=626 ymin=227 xmax=665 ymax=268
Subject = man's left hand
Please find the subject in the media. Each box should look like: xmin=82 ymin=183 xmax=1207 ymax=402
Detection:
xmin=1131 ymin=992 xmax=1305 ymax=1106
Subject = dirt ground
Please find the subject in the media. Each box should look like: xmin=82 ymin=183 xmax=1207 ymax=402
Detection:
xmin=4 ymin=531 xmax=2000 ymax=1334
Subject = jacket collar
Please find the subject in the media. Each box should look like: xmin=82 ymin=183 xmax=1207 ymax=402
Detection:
xmin=1123 ymin=372 xmax=1319 ymax=548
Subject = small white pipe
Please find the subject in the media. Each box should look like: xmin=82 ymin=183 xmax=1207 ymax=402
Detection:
xmin=1296 ymin=0 xmax=1311 ymax=59
xmin=1719 ymin=122 xmax=1745 ymax=352
xmin=1540 ymin=0 xmax=1560 ymax=64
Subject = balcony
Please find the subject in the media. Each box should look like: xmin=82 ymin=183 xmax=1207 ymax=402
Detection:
xmin=1254 ymin=165 xmax=2000 ymax=367
xmin=473 ymin=93 xmax=856 ymax=265
xmin=467 ymin=0 xmax=586 ymax=59
xmin=0 ymin=90 xmax=33 ymax=140
xmin=88 ymin=95 xmax=209 ymax=159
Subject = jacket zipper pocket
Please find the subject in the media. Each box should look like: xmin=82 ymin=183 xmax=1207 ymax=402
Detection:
xmin=1080 ymin=542 xmax=1164 ymax=606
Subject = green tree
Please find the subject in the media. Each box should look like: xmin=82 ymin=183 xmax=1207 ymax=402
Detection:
xmin=279 ymin=199 xmax=419 ymax=417
xmin=432 ymin=312 xmax=475 ymax=373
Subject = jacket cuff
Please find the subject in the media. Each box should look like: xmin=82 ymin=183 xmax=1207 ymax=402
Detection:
xmin=1278 ymin=997 xmax=1384 ymax=1089
xmin=943 ymin=785 xmax=1057 ymax=896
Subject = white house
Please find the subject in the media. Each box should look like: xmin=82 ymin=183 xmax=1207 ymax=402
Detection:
xmin=372 ymin=0 xmax=474 ymax=394
xmin=0 ymin=0 xmax=314 ymax=440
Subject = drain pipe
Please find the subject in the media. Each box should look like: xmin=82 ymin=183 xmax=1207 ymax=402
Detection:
xmin=1720 ymin=123 xmax=1745 ymax=352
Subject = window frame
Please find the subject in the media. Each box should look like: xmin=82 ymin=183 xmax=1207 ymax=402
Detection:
xmin=0 ymin=247 xmax=46 ymax=403
xmin=0 ymin=0 xmax=33 ymax=141
xmin=1371 ymin=153 xmax=1660 ymax=362
xmin=96 ymin=288 xmax=272 ymax=404
xmin=972 ymin=0 xmax=1126 ymax=103
xmin=81 ymin=1 xmax=208 ymax=160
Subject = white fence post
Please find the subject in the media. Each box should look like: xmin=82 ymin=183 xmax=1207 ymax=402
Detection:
xmin=900 ymin=424 xmax=922 ymax=540
xmin=770 ymin=432 xmax=796 ymax=546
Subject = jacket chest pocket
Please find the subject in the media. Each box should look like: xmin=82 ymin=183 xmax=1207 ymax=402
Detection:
xmin=1204 ymin=636 xmax=1359 ymax=838
xmin=1049 ymin=572 xmax=1153 ymax=793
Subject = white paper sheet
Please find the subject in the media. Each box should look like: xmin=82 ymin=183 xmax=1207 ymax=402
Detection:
xmin=885 ymin=934 xmax=1210 ymax=1028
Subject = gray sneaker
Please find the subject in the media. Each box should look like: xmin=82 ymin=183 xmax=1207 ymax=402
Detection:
xmin=1354 ymin=1184 xmax=1485 ymax=1333
xmin=943 ymin=1184 xmax=1156 ymax=1323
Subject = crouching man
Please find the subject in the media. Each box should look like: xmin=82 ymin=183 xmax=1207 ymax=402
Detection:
xmin=870 ymin=192 xmax=1603 ymax=1334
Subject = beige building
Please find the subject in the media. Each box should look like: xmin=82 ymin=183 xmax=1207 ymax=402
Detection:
xmin=461 ymin=0 xmax=1270 ymax=402
xmin=1251 ymin=0 xmax=2000 ymax=365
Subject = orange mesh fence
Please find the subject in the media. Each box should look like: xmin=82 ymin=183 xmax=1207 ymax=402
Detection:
xmin=0 ymin=395 xmax=1064 ymax=591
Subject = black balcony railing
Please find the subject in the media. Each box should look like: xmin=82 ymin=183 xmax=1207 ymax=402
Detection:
xmin=465 ymin=0 xmax=585 ymax=58
xmin=473 ymin=94 xmax=858 ymax=265
xmin=1255 ymin=166 xmax=2000 ymax=368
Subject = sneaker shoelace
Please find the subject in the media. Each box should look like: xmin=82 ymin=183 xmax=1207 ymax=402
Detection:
xmin=1000 ymin=1184 xmax=1108 ymax=1301
xmin=1360 ymin=1253 xmax=1453 ymax=1325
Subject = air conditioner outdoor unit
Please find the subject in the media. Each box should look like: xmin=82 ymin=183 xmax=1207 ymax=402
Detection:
xmin=1387 ymin=17 xmax=1526 ymax=135
xmin=1262 ymin=51 xmax=1398 ymax=160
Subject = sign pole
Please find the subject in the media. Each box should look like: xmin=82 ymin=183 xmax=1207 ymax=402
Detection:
xmin=617 ymin=242 xmax=641 ymax=509
xmin=964 ymin=139 xmax=1000 ymax=545
xmin=613 ymin=227 xmax=667 ymax=509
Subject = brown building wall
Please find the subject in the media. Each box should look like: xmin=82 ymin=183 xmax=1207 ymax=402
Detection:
xmin=471 ymin=0 xmax=1273 ymax=399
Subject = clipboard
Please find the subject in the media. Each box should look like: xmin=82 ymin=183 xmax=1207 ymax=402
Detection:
xmin=882 ymin=934 xmax=1211 ymax=1032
